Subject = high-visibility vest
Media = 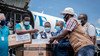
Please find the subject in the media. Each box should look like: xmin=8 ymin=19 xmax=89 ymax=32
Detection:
xmin=68 ymin=21 xmax=93 ymax=53
xmin=19 ymin=22 xmax=32 ymax=30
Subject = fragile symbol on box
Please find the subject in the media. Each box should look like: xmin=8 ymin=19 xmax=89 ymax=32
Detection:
xmin=16 ymin=34 xmax=31 ymax=41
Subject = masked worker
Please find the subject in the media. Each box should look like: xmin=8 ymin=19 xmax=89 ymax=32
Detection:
xmin=49 ymin=7 xmax=95 ymax=56
xmin=0 ymin=13 xmax=10 ymax=56
xmin=52 ymin=21 xmax=74 ymax=56
xmin=15 ymin=14 xmax=38 ymax=34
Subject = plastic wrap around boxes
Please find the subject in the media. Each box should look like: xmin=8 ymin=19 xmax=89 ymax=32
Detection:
xmin=16 ymin=39 xmax=53 ymax=56
xmin=9 ymin=34 xmax=32 ymax=46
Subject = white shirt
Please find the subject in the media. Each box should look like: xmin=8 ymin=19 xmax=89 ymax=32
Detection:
xmin=83 ymin=22 xmax=96 ymax=36
xmin=37 ymin=31 xmax=52 ymax=39
xmin=46 ymin=32 xmax=52 ymax=39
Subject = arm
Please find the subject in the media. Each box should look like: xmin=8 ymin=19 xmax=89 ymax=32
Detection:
xmin=50 ymin=18 xmax=77 ymax=43
xmin=90 ymin=36 xmax=96 ymax=45
xmin=15 ymin=29 xmax=38 ymax=35
xmin=15 ymin=23 xmax=38 ymax=35
xmin=55 ymin=29 xmax=69 ymax=40
xmin=49 ymin=29 xmax=69 ymax=43
xmin=58 ymin=39 xmax=70 ymax=48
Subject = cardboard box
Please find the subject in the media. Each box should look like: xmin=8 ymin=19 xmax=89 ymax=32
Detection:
xmin=16 ymin=50 xmax=23 ymax=56
xmin=15 ymin=39 xmax=53 ymax=56
xmin=23 ymin=44 xmax=52 ymax=56
xmin=9 ymin=34 xmax=32 ymax=47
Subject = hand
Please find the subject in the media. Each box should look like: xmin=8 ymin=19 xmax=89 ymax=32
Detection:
xmin=52 ymin=40 xmax=58 ymax=44
xmin=33 ymin=29 xmax=39 ymax=33
xmin=30 ymin=29 xmax=39 ymax=33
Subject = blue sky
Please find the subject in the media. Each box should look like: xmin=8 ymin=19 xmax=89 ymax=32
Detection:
xmin=28 ymin=0 xmax=100 ymax=28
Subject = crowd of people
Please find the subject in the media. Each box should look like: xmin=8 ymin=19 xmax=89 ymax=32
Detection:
xmin=0 ymin=7 xmax=96 ymax=56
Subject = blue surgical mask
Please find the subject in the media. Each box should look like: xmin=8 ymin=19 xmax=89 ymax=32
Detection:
xmin=45 ymin=27 xmax=51 ymax=33
xmin=24 ymin=21 xmax=30 ymax=25
xmin=55 ymin=26 xmax=61 ymax=31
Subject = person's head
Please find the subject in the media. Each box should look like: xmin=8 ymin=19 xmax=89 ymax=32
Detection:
xmin=22 ymin=14 xmax=30 ymax=25
xmin=44 ymin=22 xmax=51 ymax=33
xmin=61 ymin=7 xmax=75 ymax=22
xmin=55 ymin=21 xmax=64 ymax=31
xmin=0 ymin=13 xmax=6 ymax=26
xmin=78 ymin=14 xmax=88 ymax=26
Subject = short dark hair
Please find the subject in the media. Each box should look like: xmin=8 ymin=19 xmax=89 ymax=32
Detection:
xmin=80 ymin=14 xmax=88 ymax=21
xmin=44 ymin=22 xmax=51 ymax=27
xmin=45 ymin=22 xmax=50 ymax=25
xmin=22 ymin=14 xmax=30 ymax=20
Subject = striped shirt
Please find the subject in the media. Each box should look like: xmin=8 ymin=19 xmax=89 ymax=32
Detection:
xmin=66 ymin=17 xmax=78 ymax=31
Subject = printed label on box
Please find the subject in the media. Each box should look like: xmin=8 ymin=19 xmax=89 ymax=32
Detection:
xmin=16 ymin=34 xmax=31 ymax=41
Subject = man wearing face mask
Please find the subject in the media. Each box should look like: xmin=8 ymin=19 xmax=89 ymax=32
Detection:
xmin=52 ymin=21 xmax=74 ymax=56
xmin=78 ymin=14 xmax=96 ymax=44
xmin=0 ymin=13 xmax=10 ymax=56
xmin=15 ymin=14 xmax=38 ymax=35
xmin=49 ymin=7 xmax=95 ymax=56
xmin=37 ymin=22 xmax=53 ymax=39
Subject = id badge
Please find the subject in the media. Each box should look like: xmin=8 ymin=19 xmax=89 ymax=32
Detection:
xmin=1 ymin=36 xmax=4 ymax=41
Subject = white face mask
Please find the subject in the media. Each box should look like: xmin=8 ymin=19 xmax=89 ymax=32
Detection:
xmin=45 ymin=27 xmax=51 ymax=33
xmin=24 ymin=21 xmax=30 ymax=25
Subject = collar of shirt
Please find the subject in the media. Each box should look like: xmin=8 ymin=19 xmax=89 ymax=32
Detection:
xmin=24 ymin=24 xmax=30 ymax=30
xmin=83 ymin=22 xmax=90 ymax=27
xmin=0 ymin=25 xmax=8 ymax=36
xmin=43 ymin=31 xmax=52 ymax=39
xmin=0 ymin=25 xmax=6 ymax=29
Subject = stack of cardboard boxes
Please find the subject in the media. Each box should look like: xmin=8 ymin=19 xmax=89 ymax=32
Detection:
xmin=9 ymin=38 xmax=53 ymax=56
xmin=23 ymin=43 xmax=52 ymax=56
